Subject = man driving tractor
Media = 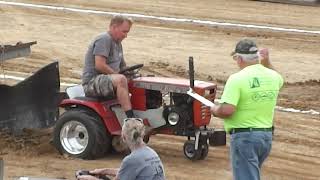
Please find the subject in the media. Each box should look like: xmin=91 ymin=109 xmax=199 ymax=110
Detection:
xmin=82 ymin=15 xmax=135 ymax=118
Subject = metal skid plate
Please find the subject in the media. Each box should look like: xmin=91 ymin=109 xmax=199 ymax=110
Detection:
xmin=0 ymin=62 xmax=61 ymax=134
xmin=134 ymin=108 xmax=167 ymax=128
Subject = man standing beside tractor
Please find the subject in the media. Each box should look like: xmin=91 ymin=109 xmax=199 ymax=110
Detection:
xmin=82 ymin=15 xmax=135 ymax=118
xmin=210 ymin=39 xmax=283 ymax=180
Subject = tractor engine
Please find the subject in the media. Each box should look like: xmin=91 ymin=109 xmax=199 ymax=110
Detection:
xmin=163 ymin=93 xmax=193 ymax=133
xmin=142 ymin=89 xmax=194 ymax=130
xmin=129 ymin=77 xmax=216 ymax=136
xmin=145 ymin=89 xmax=162 ymax=109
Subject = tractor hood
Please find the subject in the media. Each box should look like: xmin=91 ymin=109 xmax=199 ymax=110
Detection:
xmin=132 ymin=77 xmax=216 ymax=93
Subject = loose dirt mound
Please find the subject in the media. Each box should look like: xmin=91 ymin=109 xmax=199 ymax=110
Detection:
xmin=0 ymin=128 xmax=56 ymax=157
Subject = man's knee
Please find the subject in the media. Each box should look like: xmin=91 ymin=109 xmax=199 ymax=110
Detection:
xmin=118 ymin=74 xmax=127 ymax=85
xmin=112 ymin=74 xmax=128 ymax=87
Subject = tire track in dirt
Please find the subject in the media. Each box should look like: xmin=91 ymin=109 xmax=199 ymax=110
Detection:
xmin=149 ymin=144 xmax=231 ymax=179
xmin=266 ymin=153 xmax=319 ymax=179
xmin=2 ymin=0 xmax=320 ymax=35
xmin=4 ymin=0 xmax=320 ymax=30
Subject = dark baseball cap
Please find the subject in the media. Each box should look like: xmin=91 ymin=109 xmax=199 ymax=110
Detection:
xmin=231 ymin=39 xmax=258 ymax=56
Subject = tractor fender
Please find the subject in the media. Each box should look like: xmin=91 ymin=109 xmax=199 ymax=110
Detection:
xmin=60 ymin=99 xmax=122 ymax=135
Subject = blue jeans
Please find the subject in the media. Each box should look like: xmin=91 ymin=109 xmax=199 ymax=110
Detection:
xmin=230 ymin=131 xmax=272 ymax=180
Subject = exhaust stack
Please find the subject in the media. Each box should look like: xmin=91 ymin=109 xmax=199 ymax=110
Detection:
xmin=189 ymin=56 xmax=194 ymax=89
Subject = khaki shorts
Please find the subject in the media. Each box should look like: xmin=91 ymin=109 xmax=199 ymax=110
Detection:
xmin=83 ymin=74 xmax=115 ymax=98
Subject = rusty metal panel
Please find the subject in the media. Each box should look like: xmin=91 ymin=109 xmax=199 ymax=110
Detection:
xmin=0 ymin=41 xmax=37 ymax=62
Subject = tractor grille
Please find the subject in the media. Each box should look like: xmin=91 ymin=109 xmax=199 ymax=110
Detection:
xmin=201 ymin=104 xmax=211 ymax=121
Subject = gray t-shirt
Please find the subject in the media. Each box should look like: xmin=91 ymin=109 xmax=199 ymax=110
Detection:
xmin=82 ymin=32 xmax=125 ymax=84
xmin=118 ymin=146 xmax=165 ymax=180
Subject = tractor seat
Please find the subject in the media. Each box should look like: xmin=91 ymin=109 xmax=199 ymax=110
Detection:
xmin=66 ymin=85 xmax=115 ymax=102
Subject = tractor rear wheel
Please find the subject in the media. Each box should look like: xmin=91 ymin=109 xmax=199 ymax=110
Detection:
xmin=53 ymin=109 xmax=111 ymax=159
xmin=183 ymin=140 xmax=202 ymax=160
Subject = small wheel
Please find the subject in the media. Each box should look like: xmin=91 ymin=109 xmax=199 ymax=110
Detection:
xmin=183 ymin=140 xmax=201 ymax=160
xmin=53 ymin=109 xmax=111 ymax=159
xmin=199 ymin=142 xmax=209 ymax=160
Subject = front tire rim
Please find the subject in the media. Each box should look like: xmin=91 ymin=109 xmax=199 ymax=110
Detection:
xmin=185 ymin=143 xmax=196 ymax=158
xmin=60 ymin=120 xmax=88 ymax=155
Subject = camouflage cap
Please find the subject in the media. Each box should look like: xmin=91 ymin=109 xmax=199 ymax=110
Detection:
xmin=231 ymin=39 xmax=258 ymax=56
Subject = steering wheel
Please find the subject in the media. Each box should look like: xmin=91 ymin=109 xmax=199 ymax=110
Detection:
xmin=119 ymin=64 xmax=144 ymax=74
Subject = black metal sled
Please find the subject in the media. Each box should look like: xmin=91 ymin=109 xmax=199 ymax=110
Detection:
xmin=0 ymin=62 xmax=61 ymax=134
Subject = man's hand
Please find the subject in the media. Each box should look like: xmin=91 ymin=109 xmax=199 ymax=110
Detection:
xmin=210 ymin=104 xmax=219 ymax=116
xmin=259 ymin=48 xmax=269 ymax=64
xmin=122 ymin=70 xmax=136 ymax=78
xmin=90 ymin=168 xmax=118 ymax=177
xmin=259 ymin=48 xmax=275 ymax=70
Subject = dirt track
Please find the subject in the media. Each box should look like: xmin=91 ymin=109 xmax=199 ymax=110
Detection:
xmin=0 ymin=0 xmax=320 ymax=179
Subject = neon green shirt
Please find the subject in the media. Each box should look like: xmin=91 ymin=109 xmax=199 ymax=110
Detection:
xmin=221 ymin=64 xmax=283 ymax=132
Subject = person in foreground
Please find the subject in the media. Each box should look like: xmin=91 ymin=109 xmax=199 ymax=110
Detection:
xmin=82 ymin=15 xmax=135 ymax=118
xmin=76 ymin=118 xmax=165 ymax=180
xmin=210 ymin=38 xmax=283 ymax=180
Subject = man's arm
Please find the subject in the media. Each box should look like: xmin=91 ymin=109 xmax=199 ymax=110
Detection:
xmin=259 ymin=48 xmax=284 ymax=88
xmin=95 ymin=55 xmax=117 ymax=74
xmin=90 ymin=168 xmax=118 ymax=176
xmin=119 ymin=57 xmax=126 ymax=71
xmin=210 ymin=103 xmax=236 ymax=119
xmin=211 ymin=74 xmax=239 ymax=119
xmin=101 ymin=168 xmax=118 ymax=177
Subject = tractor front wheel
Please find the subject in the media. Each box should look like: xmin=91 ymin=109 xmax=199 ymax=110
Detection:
xmin=199 ymin=142 xmax=209 ymax=160
xmin=53 ymin=109 xmax=111 ymax=159
xmin=183 ymin=140 xmax=201 ymax=160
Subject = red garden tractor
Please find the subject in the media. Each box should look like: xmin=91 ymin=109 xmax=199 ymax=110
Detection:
xmin=53 ymin=57 xmax=226 ymax=161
